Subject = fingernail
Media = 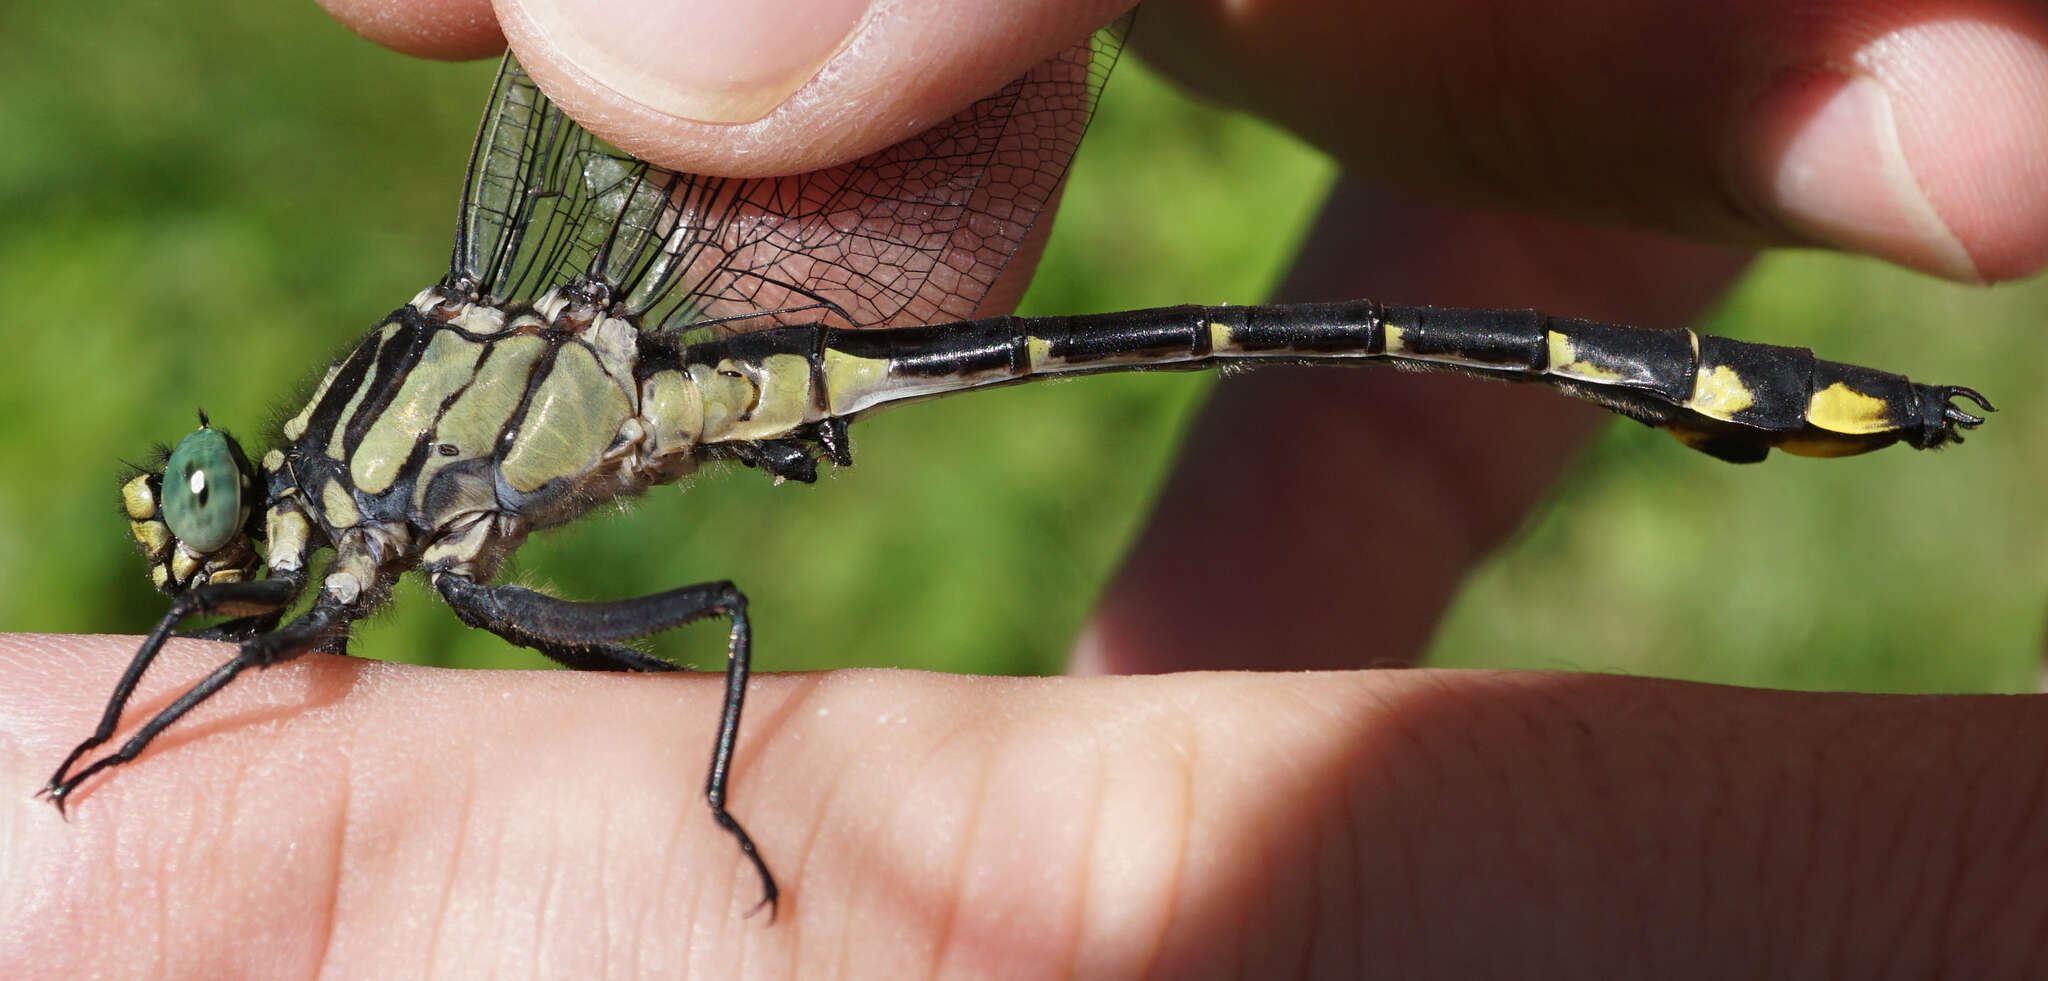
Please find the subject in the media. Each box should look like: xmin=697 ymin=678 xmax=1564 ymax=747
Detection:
xmin=1765 ymin=73 xmax=1979 ymax=281
xmin=507 ymin=0 xmax=869 ymax=124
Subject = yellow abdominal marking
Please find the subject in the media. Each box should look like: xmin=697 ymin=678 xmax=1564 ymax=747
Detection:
xmin=1805 ymin=382 xmax=1895 ymax=435
xmin=730 ymin=353 xmax=813 ymax=440
xmin=640 ymin=369 xmax=704 ymax=457
xmin=1686 ymin=365 xmax=1757 ymax=421
xmin=1027 ymin=335 xmax=1054 ymax=369
xmin=1207 ymin=322 xmax=1232 ymax=354
xmin=1545 ymin=333 xmax=1628 ymax=382
xmin=690 ymin=363 xmax=757 ymax=443
xmin=822 ymin=350 xmax=890 ymax=417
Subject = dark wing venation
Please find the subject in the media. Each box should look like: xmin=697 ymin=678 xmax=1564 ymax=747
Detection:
xmin=449 ymin=62 xmax=603 ymax=301
xmin=443 ymin=14 xmax=1130 ymax=332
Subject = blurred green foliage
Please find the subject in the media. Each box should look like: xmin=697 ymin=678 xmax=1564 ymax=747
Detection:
xmin=2 ymin=3 xmax=2042 ymax=692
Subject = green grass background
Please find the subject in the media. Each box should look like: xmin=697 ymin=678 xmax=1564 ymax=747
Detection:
xmin=3 ymin=3 xmax=2043 ymax=692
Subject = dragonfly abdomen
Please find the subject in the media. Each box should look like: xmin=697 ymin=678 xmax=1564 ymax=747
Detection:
xmin=672 ymin=301 xmax=1987 ymax=464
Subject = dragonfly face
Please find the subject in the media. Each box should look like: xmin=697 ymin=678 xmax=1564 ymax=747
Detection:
xmin=120 ymin=424 xmax=265 ymax=596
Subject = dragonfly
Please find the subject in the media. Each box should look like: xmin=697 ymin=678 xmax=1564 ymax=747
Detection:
xmin=44 ymin=16 xmax=1992 ymax=919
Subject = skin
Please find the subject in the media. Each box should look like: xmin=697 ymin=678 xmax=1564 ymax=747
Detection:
xmin=5 ymin=0 xmax=2048 ymax=975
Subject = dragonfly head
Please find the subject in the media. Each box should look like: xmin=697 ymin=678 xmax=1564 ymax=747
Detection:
xmin=120 ymin=417 xmax=265 ymax=594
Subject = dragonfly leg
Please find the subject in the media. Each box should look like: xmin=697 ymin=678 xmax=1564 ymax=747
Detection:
xmin=433 ymin=574 xmax=777 ymax=919
xmin=181 ymin=609 xmax=285 ymax=643
xmin=43 ymin=591 xmax=342 ymax=813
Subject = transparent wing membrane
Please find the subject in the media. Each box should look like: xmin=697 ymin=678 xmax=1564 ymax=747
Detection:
xmin=446 ymin=18 xmax=1130 ymax=334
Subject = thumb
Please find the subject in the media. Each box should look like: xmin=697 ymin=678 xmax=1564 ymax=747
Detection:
xmin=319 ymin=0 xmax=1131 ymax=176
xmin=496 ymin=0 xmax=1132 ymax=177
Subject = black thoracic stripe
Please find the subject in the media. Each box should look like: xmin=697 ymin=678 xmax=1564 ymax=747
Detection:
xmin=1696 ymin=335 xmax=1815 ymax=432
xmin=492 ymin=337 xmax=564 ymax=470
xmin=362 ymin=432 xmax=436 ymax=525
xmin=341 ymin=309 xmax=437 ymax=458
xmin=299 ymin=314 xmax=392 ymax=451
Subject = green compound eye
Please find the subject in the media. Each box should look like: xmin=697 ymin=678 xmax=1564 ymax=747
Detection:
xmin=162 ymin=428 xmax=244 ymax=553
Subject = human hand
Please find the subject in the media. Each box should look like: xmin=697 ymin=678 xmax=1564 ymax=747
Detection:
xmin=12 ymin=636 xmax=2048 ymax=975
xmin=317 ymin=0 xmax=2048 ymax=672
xmin=10 ymin=0 xmax=2048 ymax=976
xmin=325 ymin=0 xmax=2048 ymax=281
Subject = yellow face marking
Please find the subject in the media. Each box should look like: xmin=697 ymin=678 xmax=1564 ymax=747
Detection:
xmin=1686 ymin=365 xmax=1757 ymax=422
xmin=170 ymin=548 xmax=201 ymax=583
xmin=150 ymin=565 xmax=170 ymax=590
xmin=208 ymin=568 xmax=244 ymax=585
xmin=131 ymin=519 xmax=171 ymax=560
xmin=1545 ymin=332 xmax=1629 ymax=383
xmin=822 ymin=350 xmax=890 ymax=417
xmin=261 ymin=449 xmax=286 ymax=474
xmin=353 ymin=331 xmax=486 ymax=494
xmin=121 ymin=474 xmax=157 ymax=520
xmin=1805 ymin=382 xmax=1896 ymax=436
xmin=500 ymin=343 xmax=633 ymax=494
xmin=321 ymin=479 xmax=360 ymax=530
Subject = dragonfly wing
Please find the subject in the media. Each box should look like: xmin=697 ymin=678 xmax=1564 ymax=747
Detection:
xmin=442 ymin=15 xmax=1131 ymax=331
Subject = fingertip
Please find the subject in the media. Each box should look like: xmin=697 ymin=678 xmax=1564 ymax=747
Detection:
xmin=319 ymin=0 xmax=507 ymax=61
xmin=1742 ymin=14 xmax=2048 ymax=283
xmin=496 ymin=0 xmax=1128 ymax=175
xmin=500 ymin=0 xmax=869 ymax=126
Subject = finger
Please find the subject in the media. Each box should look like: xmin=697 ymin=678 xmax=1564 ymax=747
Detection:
xmin=316 ymin=0 xmax=1110 ymax=318
xmin=316 ymin=0 xmax=1130 ymax=176
xmin=12 ymin=636 xmax=2048 ymax=974
xmin=318 ymin=0 xmax=505 ymax=61
xmin=491 ymin=0 xmax=1134 ymax=177
xmin=1139 ymin=0 xmax=2048 ymax=282
xmin=1074 ymin=178 xmax=1747 ymax=675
